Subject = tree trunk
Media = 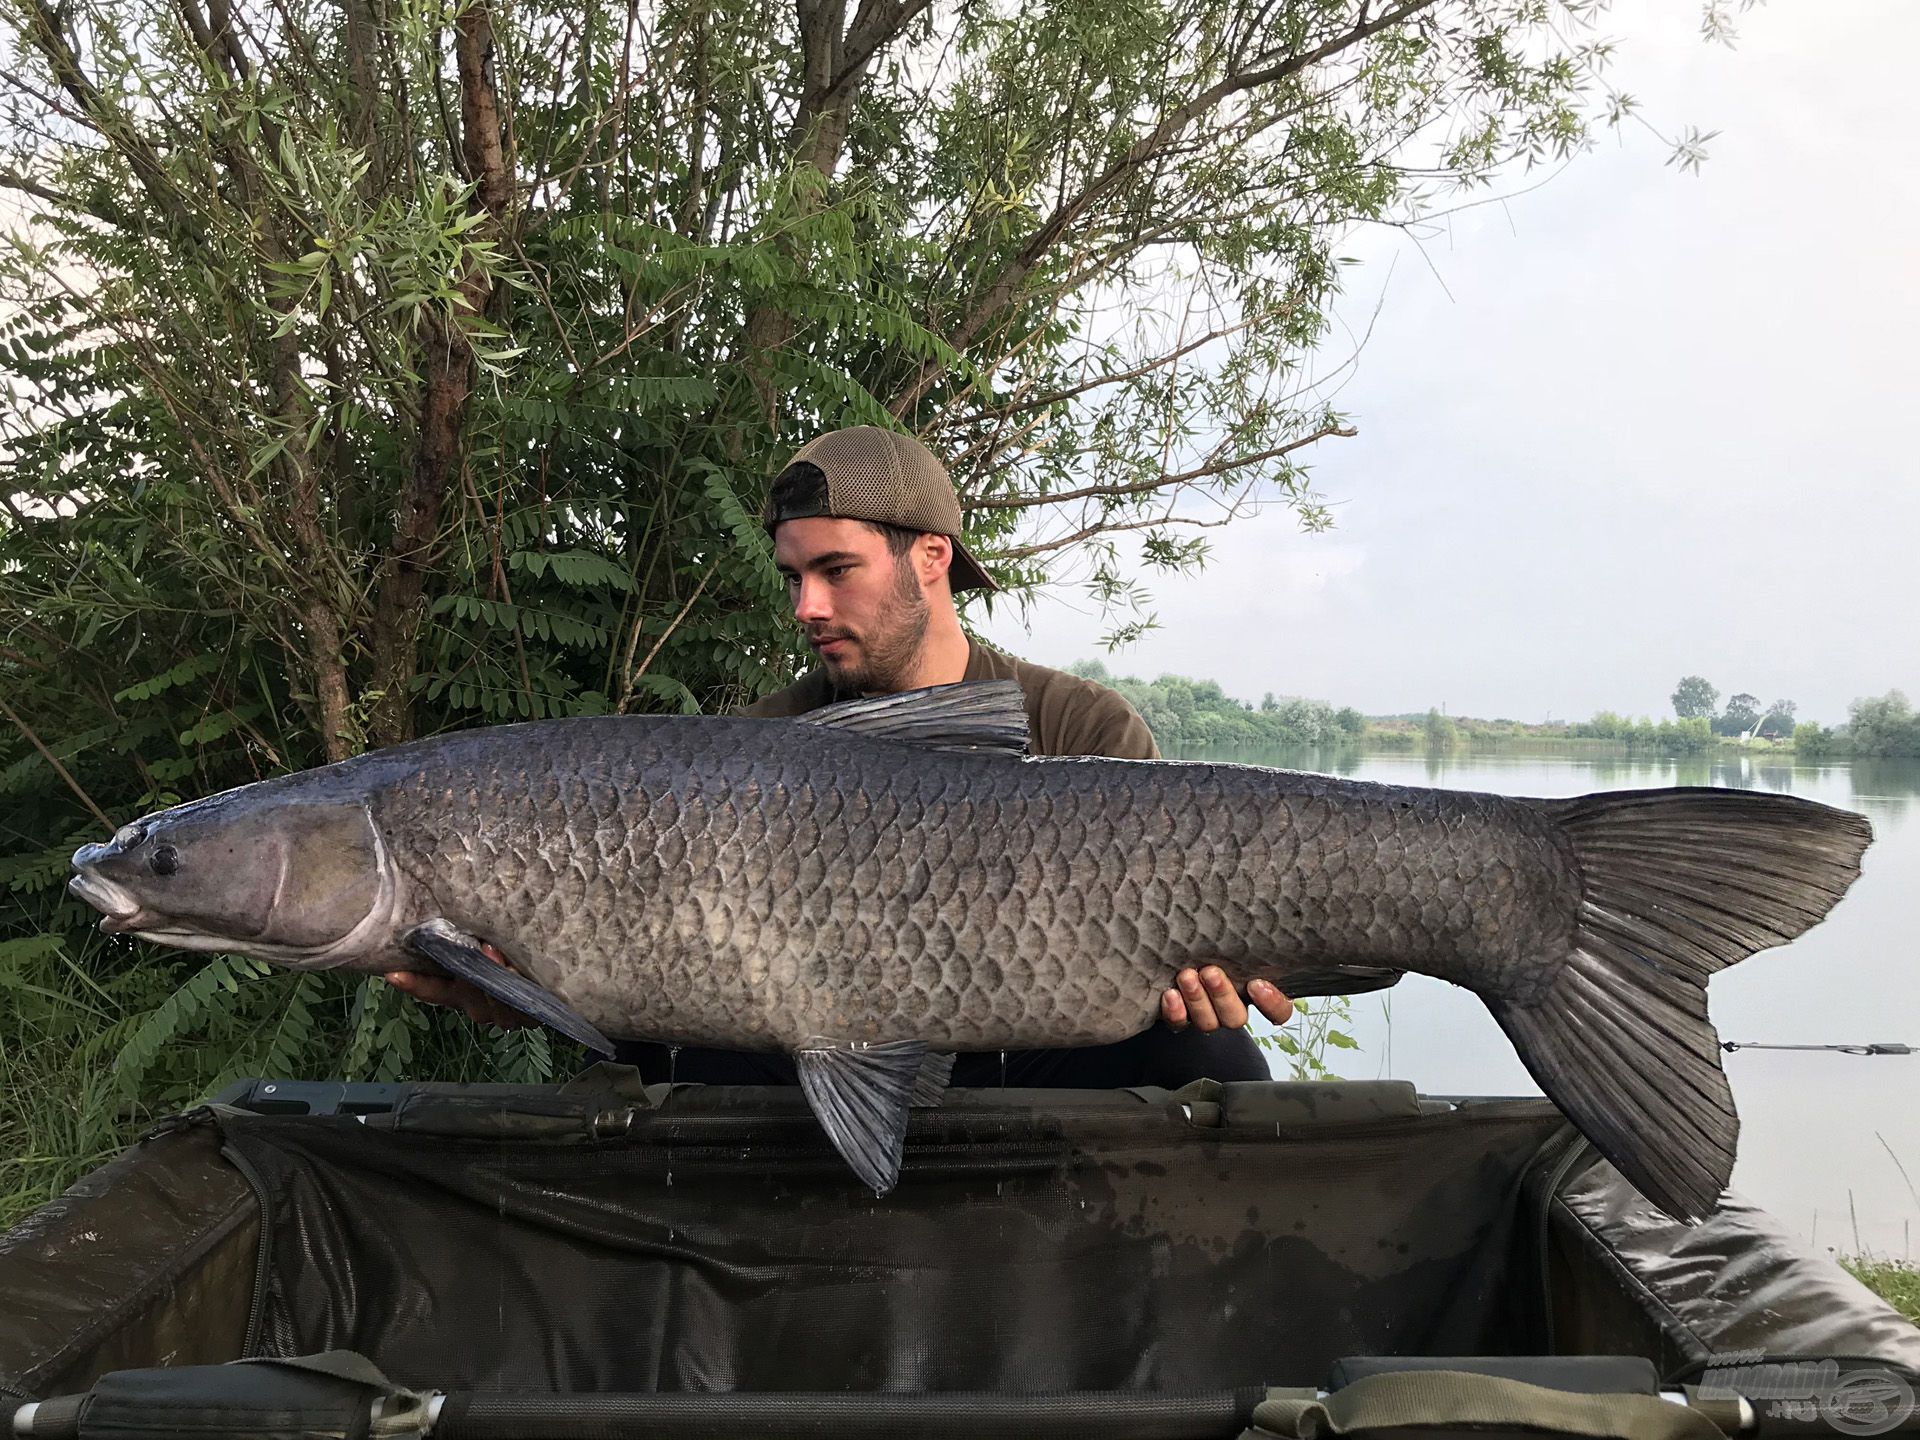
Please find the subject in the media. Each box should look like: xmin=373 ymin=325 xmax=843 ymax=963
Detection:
xmin=739 ymin=0 xmax=929 ymax=428
xmin=365 ymin=0 xmax=510 ymax=747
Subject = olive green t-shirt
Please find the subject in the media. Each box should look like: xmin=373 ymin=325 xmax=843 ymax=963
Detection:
xmin=743 ymin=641 xmax=1160 ymax=760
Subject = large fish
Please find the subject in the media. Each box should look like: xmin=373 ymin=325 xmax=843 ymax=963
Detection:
xmin=68 ymin=682 xmax=1869 ymax=1216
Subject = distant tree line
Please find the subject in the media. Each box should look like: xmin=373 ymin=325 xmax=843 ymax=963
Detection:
xmin=1670 ymin=677 xmax=1920 ymax=757
xmin=1068 ymin=662 xmax=1364 ymax=748
xmin=1067 ymin=663 xmax=1920 ymax=758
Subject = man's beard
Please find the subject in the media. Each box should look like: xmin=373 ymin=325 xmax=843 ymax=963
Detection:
xmin=811 ymin=557 xmax=929 ymax=694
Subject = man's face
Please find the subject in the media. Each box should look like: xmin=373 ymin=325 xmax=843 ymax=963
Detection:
xmin=773 ymin=517 xmax=931 ymax=693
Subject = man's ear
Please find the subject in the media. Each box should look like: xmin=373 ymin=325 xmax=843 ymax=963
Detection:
xmin=918 ymin=533 xmax=954 ymax=586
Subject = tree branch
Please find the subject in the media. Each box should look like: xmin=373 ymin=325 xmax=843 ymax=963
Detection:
xmin=0 ymin=167 xmax=81 ymax=212
xmin=889 ymin=0 xmax=1438 ymax=418
xmin=617 ymin=569 xmax=713 ymax=713
xmin=993 ymin=512 xmax=1237 ymax=564
xmin=971 ymin=422 xmax=1355 ymax=511
xmin=0 ymin=691 xmax=114 ymax=829
xmin=829 ymin=0 xmax=935 ymax=104
xmin=341 ymin=0 xmax=390 ymax=191
xmin=979 ymin=307 xmax=1285 ymax=421
xmin=16 ymin=0 xmax=200 ymax=236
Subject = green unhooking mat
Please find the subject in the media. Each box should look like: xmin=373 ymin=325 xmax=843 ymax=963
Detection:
xmin=2 ymin=1076 xmax=1916 ymax=1405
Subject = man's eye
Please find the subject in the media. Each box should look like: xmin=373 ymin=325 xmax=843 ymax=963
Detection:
xmin=825 ymin=566 xmax=851 ymax=579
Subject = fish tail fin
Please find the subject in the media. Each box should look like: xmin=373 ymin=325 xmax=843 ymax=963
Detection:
xmin=1499 ymin=788 xmax=1871 ymax=1221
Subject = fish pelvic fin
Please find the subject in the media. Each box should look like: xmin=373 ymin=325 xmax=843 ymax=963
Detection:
xmin=1510 ymin=787 xmax=1873 ymax=1222
xmin=795 ymin=1038 xmax=940 ymax=1196
xmin=795 ymin=680 xmax=1029 ymax=757
xmin=912 ymin=1049 xmax=956 ymax=1107
xmin=403 ymin=920 xmax=615 ymax=1057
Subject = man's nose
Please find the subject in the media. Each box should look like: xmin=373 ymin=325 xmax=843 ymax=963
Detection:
xmin=793 ymin=575 xmax=832 ymax=624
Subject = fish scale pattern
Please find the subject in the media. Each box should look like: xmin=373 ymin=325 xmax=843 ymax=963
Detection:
xmin=369 ymin=718 xmax=1582 ymax=1052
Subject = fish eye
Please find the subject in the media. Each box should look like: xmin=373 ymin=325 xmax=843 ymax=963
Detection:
xmin=150 ymin=845 xmax=178 ymax=877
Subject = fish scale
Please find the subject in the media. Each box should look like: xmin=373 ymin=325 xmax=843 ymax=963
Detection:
xmin=366 ymin=717 xmax=1573 ymax=1053
xmin=67 ymin=680 xmax=1872 ymax=1215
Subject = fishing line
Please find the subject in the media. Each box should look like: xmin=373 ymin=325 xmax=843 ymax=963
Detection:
xmin=1719 ymin=1041 xmax=1914 ymax=1056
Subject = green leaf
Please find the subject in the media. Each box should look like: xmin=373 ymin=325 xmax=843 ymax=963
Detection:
xmin=115 ymin=654 xmax=224 ymax=704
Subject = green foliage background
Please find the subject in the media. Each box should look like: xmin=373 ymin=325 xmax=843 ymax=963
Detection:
xmin=0 ymin=0 xmax=1701 ymax=1224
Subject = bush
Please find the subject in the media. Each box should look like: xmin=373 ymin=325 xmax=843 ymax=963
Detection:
xmin=1793 ymin=722 xmax=1834 ymax=758
xmin=1578 ymin=711 xmax=1630 ymax=741
xmin=1848 ymin=692 xmax=1920 ymax=757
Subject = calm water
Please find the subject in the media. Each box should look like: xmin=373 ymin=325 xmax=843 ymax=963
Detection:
xmin=1169 ymin=743 xmax=1920 ymax=1258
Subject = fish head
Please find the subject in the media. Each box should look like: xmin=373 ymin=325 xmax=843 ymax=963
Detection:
xmin=68 ymin=794 xmax=398 ymax=967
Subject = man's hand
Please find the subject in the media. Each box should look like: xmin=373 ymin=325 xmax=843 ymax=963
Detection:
xmin=384 ymin=941 xmax=535 ymax=1031
xmin=1161 ymin=966 xmax=1293 ymax=1032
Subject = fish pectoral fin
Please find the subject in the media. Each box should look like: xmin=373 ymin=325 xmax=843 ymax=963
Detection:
xmin=796 ymin=680 xmax=1028 ymax=757
xmin=912 ymin=1051 xmax=955 ymax=1108
xmin=1261 ymin=964 xmax=1405 ymax=1000
xmin=794 ymin=1038 xmax=936 ymax=1196
xmin=403 ymin=920 xmax=615 ymax=1057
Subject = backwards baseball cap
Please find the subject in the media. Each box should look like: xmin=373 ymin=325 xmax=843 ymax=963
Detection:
xmin=763 ymin=426 xmax=998 ymax=594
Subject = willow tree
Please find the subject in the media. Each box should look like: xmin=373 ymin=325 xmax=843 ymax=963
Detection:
xmin=0 ymin=0 xmax=1678 ymax=1214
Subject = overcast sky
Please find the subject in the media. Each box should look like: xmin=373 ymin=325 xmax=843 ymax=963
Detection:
xmin=978 ymin=0 xmax=1919 ymax=727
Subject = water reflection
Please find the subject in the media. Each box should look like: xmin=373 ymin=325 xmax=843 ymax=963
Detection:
xmin=1850 ymin=759 xmax=1920 ymax=816
xmin=1206 ymin=741 xmax=1919 ymax=815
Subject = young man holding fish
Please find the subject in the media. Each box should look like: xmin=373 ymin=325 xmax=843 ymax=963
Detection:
xmin=392 ymin=426 xmax=1295 ymax=1084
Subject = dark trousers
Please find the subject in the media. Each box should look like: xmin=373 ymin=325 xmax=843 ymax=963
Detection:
xmin=614 ymin=1026 xmax=1272 ymax=1090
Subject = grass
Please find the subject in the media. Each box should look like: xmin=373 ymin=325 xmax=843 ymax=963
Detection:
xmin=1842 ymin=1257 xmax=1920 ymax=1324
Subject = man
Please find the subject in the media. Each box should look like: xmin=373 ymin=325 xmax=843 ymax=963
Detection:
xmin=391 ymin=426 xmax=1292 ymax=1083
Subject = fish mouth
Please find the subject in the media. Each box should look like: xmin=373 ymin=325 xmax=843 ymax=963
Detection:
xmin=67 ymin=870 xmax=246 ymax=950
xmin=66 ymin=869 xmax=151 ymax=933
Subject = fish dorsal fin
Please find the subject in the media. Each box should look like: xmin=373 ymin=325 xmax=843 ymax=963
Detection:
xmin=794 ymin=1038 xmax=940 ymax=1195
xmin=796 ymin=680 xmax=1028 ymax=757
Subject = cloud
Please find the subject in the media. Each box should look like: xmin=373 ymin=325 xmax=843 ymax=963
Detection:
xmin=980 ymin=2 xmax=1920 ymax=724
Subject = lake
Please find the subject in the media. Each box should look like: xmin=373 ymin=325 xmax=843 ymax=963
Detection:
xmin=1167 ymin=742 xmax=1920 ymax=1259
